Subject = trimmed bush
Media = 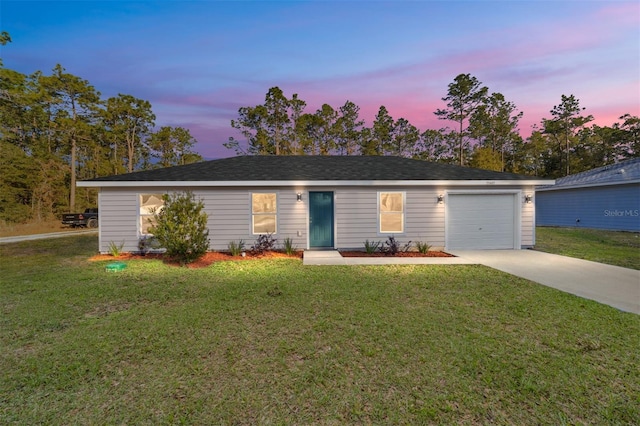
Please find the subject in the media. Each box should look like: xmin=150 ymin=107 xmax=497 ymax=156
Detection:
xmin=150 ymin=191 xmax=209 ymax=265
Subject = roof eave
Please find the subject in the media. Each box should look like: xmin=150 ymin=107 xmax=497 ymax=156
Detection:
xmin=537 ymin=179 xmax=639 ymax=191
xmin=78 ymin=179 xmax=554 ymax=188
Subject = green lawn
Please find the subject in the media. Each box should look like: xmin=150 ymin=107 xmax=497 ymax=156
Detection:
xmin=535 ymin=226 xmax=640 ymax=269
xmin=1 ymin=236 xmax=639 ymax=425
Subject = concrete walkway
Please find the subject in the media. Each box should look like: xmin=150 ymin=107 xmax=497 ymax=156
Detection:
xmin=303 ymin=250 xmax=640 ymax=314
xmin=0 ymin=229 xmax=98 ymax=244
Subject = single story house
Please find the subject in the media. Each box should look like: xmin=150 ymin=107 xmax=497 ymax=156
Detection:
xmin=78 ymin=156 xmax=554 ymax=253
xmin=536 ymin=158 xmax=640 ymax=232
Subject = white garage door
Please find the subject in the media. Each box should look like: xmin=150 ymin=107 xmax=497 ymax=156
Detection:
xmin=447 ymin=194 xmax=518 ymax=250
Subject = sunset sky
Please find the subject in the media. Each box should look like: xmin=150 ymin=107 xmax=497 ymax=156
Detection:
xmin=2 ymin=0 xmax=639 ymax=159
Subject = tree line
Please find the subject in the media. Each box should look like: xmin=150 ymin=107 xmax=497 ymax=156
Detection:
xmin=1 ymin=27 xmax=637 ymax=225
xmin=226 ymin=75 xmax=638 ymax=177
xmin=0 ymin=33 xmax=202 ymax=223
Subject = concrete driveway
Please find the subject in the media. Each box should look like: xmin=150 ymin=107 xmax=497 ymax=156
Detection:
xmin=449 ymin=250 xmax=640 ymax=314
xmin=303 ymin=249 xmax=640 ymax=314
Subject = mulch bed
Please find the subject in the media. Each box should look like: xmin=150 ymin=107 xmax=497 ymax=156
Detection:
xmin=90 ymin=250 xmax=303 ymax=269
xmin=90 ymin=249 xmax=454 ymax=269
xmin=339 ymin=251 xmax=454 ymax=258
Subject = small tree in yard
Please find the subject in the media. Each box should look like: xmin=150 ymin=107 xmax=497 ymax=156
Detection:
xmin=150 ymin=191 xmax=209 ymax=266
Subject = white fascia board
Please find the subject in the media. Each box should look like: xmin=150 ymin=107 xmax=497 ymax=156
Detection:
xmin=78 ymin=179 xmax=553 ymax=188
xmin=536 ymin=179 xmax=639 ymax=192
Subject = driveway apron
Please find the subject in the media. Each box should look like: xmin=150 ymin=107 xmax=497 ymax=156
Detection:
xmin=449 ymin=250 xmax=640 ymax=314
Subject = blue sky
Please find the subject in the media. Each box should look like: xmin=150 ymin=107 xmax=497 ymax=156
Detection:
xmin=2 ymin=0 xmax=639 ymax=159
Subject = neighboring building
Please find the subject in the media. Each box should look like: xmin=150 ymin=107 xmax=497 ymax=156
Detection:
xmin=78 ymin=156 xmax=553 ymax=253
xmin=536 ymin=158 xmax=640 ymax=232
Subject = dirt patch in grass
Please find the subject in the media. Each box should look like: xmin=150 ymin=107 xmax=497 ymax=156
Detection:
xmin=339 ymin=250 xmax=454 ymax=258
xmin=89 ymin=250 xmax=303 ymax=268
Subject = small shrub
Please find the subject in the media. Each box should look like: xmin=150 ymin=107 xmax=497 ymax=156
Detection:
xmin=379 ymin=235 xmax=412 ymax=255
xmin=415 ymin=241 xmax=432 ymax=254
xmin=108 ymin=240 xmax=125 ymax=257
xmin=150 ymin=191 xmax=210 ymax=266
xmin=282 ymin=237 xmax=296 ymax=255
xmin=364 ymin=239 xmax=381 ymax=254
xmin=251 ymin=233 xmax=277 ymax=255
xmin=228 ymin=240 xmax=245 ymax=256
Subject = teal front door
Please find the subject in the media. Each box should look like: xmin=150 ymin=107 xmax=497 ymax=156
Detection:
xmin=309 ymin=191 xmax=334 ymax=248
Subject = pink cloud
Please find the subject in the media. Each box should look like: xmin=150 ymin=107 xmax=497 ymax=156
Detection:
xmin=596 ymin=1 xmax=640 ymax=25
xmin=140 ymin=2 xmax=639 ymax=159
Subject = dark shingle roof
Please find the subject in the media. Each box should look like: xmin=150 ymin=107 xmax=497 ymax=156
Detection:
xmin=86 ymin=155 xmax=543 ymax=182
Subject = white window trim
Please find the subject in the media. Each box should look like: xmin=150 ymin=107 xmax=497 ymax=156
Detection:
xmin=251 ymin=191 xmax=278 ymax=235
xmin=378 ymin=191 xmax=406 ymax=234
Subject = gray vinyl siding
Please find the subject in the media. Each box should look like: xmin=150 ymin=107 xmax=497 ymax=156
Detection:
xmin=98 ymin=189 xmax=140 ymax=253
xmin=203 ymin=188 xmax=308 ymax=251
xmin=98 ymin=187 xmax=308 ymax=253
xmin=97 ymin=184 xmax=536 ymax=253
xmin=335 ymin=188 xmax=378 ymax=249
xmin=198 ymin=189 xmax=252 ymax=251
xmin=277 ymin=190 xmax=308 ymax=248
xmin=406 ymin=189 xmax=447 ymax=249
xmin=335 ymin=187 xmax=446 ymax=250
xmin=522 ymin=186 xmax=536 ymax=247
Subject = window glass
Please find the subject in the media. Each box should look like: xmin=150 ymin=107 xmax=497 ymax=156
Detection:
xmin=380 ymin=192 xmax=404 ymax=233
xmin=140 ymin=194 xmax=164 ymax=235
xmin=252 ymin=193 xmax=277 ymax=234
xmin=252 ymin=193 xmax=276 ymax=213
xmin=380 ymin=192 xmax=403 ymax=212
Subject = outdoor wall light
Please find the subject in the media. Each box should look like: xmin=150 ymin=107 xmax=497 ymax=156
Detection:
xmin=524 ymin=194 xmax=532 ymax=204
xmin=437 ymin=194 xmax=444 ymax=204
xmin=297 ymin=192 xmax=303 ymax=202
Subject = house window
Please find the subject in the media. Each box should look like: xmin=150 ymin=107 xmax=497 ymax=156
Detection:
xmin=379 ymin=192 xmax=404 ymax=233
xmin=140 ymin=193 xmax=164 ymax=235
xmin=252 ymin=192 xmax=277 ymax=234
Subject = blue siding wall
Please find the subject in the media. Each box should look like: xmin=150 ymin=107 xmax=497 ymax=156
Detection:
xmin=536 ymin=184 xmax=640 ymax=231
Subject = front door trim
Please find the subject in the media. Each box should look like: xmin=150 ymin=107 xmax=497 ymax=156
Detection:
xmin=308 ymin=191 xmax=335 ymax=249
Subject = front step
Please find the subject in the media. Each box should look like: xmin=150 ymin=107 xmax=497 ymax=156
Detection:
xmin=303 ymin=250 xmax=346 ymax=265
